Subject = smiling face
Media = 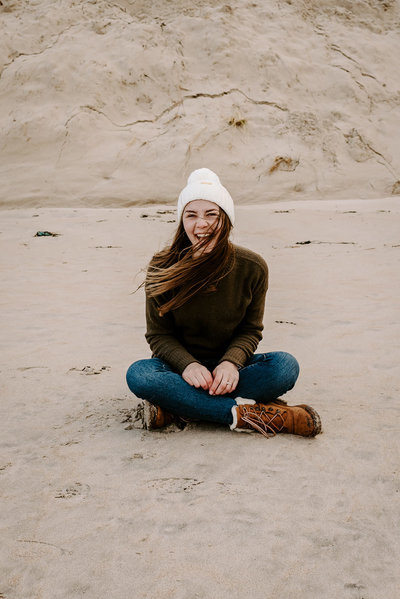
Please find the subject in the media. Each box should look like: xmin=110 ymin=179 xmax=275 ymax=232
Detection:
xmin=182 ymin=199 xmax=221 ymax=253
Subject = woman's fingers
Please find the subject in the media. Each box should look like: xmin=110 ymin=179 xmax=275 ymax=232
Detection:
xmin=195 ymin=367 xmax=213 ymax=390
xmin=202 ymin=369 xmax=214 ymax=389
xmin=193 ymin=371 xmax=211 ymax=390
xmin=209 ymin=371 xmax=223 ymax=395
xmin=213 ymin=377 xmax=236 ymax=395
xmin=227 ymin=378 xmax=238 ymax=392
xmin=182 ymin=363 xmax=212 ymax=390
xmin=183 ymin=362 xmax=239 ymax=394
xmin=210 ymin=361 xmax=239 ymax=395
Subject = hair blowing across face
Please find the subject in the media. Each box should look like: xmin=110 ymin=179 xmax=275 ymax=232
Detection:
xmin=145 ymin=210 xmax=234 ymax=316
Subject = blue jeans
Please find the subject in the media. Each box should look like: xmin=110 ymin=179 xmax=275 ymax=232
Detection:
xmin=126 ymin=352 xmax=299 ymax=426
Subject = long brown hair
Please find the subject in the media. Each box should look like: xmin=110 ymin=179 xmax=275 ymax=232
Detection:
xmin=145 ymin=209 xmax=234 ymax=315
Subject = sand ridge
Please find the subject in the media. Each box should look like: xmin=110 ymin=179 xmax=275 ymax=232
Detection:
xmin=1 ymin=0 xmax=400 ymax=206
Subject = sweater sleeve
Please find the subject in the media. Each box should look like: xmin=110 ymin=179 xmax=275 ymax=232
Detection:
xmin=219 ymin=261 xmax=268 ymax=368
xmin=145 ymin=294 xmax=200 ymax=374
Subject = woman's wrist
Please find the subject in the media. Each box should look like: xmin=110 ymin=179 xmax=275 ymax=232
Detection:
xmin=219 ymin=359 xmax=241 ymax=371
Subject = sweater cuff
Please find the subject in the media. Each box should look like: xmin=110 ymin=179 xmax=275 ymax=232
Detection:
xmin=219 ymin=347 xmax=248 ymax=369
xmin=167 ymin=350 xmax=201 ymax=375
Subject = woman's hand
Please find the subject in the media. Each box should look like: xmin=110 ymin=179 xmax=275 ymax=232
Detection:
xmin=182 ymin=362 xmax=213 ymax=390
xmin=209 ymin=361 xmax=239 ymax=396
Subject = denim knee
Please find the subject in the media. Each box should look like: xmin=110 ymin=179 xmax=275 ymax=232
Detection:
xmin=126 ymin=360 xmax=149 ymax=396
xmin=273 ymin=351 xmax=300 ymax=387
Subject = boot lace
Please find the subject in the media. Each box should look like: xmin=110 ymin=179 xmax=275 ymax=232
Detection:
xmin=241 ymin=405 xmax=286 ymax=438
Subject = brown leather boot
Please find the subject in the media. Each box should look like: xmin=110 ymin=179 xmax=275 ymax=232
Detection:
xmin=142 ymin=401 xmax=180 ymax=430
xmin=231 ymin=401 xmax=321 ymax=438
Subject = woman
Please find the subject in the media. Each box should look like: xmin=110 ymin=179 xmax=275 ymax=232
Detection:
xmin=126 ymin=168 xmax=321 ymax=438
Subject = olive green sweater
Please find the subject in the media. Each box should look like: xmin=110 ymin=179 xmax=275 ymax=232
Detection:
xmin=145 ymin=245 xmax=268 ymax=374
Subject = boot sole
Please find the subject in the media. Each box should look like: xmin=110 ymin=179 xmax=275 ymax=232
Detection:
xmin=142 ymin=401 xmax=184 ymax=430
xmin=299 ymin=404 xmax=322 ymax=437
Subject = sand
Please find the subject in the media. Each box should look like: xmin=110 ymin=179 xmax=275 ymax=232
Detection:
xmin=1 ymin=199 xmax=399 ymax=598
xmin=1 ymin=0 xmax=400 ymax=596
xmin=1 ymin=0 xmax=400 ymax=206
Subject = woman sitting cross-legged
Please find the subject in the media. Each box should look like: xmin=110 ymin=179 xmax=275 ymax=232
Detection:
xmin=126 ymin=168 xmax=321 ymax=438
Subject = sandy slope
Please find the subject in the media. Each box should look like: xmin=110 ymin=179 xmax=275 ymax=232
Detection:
xmin=1 ymin=0 xmax=400 ymax=206
xmin=1 ymin=200 xmax=399 ymax=598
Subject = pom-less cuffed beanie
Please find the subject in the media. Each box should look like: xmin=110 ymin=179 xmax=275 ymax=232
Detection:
xmin=177 ymin=168 xmax=235 ymax=225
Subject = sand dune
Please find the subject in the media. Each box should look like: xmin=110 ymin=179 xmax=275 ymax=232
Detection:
xmin=1 ymin=0 xmax=400 ymax=206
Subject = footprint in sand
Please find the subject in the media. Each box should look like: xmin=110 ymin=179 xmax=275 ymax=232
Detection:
xmin=140 ymin=209 xmax=176 ymax=223
xmin=122 ymin=452 xmax=156 ymax=462
xmin=68 ymin=365 xmax=111 ymax=375
xmin=147 ymin=477 xmax=203 ymax=493
xmin=0 ymin=462 xmax=12 ymax=472
xmin=55 ymin=482 xmax=90 ymax=499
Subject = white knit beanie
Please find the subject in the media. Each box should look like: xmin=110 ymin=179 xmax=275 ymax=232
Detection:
xmin=177 ymin=168 xmax=235 ymax=225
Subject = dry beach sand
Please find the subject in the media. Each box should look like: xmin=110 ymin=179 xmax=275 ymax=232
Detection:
xmin=1 ymin=200 xmax=400 ymax=598
xmin=1 ymin=0 xmax=400 ymax=598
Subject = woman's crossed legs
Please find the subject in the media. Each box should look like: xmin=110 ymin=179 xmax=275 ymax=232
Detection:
xmin=126 ymin=351 xmax=299 ymax=426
